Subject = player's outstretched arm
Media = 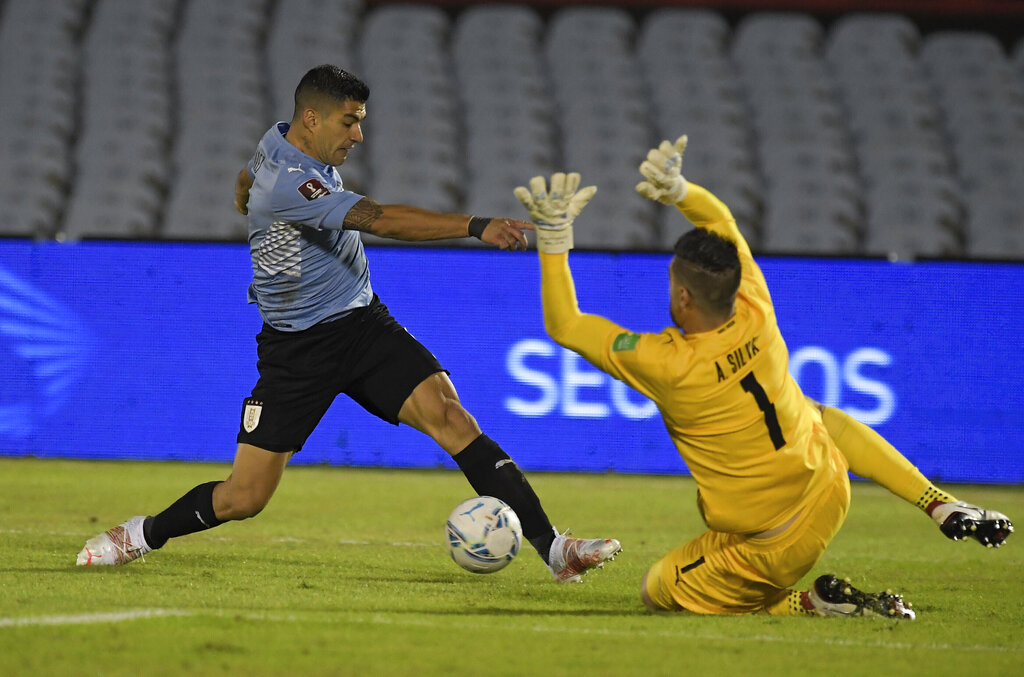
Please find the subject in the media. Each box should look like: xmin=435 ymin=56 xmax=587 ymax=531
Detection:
xmin=636 ymin=135 xmax=751 ymax=259
xmin=344 ymin=199 xmax=533 ymax=251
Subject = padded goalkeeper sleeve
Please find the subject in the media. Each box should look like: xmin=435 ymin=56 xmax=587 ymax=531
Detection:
xmin=539 ymin=252 xmax=622 ymax=366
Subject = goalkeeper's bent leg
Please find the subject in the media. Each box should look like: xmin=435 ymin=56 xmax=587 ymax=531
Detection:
xmin=820 ymin=405 xmax=957 ymax=513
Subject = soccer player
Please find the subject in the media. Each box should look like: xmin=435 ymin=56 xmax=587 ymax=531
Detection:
xmin=77 ymin=65 xmax=621 ymax=583
xmin=513 ymin=136 xmax=1012 ymax=617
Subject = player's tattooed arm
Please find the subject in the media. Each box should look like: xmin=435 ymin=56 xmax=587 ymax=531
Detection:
xmin=356 ymin=202 xmax=528 ymax=246
xmin=343 ymin=197 xmax=384 ymax=232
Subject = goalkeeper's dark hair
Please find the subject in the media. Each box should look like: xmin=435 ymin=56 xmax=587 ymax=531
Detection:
xmin=671 ymin=228 xmax=741 ymax=316
xmin=294 ymin=65 xmax=370 ymax=116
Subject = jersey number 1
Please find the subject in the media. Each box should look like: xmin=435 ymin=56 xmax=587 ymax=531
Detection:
xmin=740 ymin=373 xmax=786 ymax=450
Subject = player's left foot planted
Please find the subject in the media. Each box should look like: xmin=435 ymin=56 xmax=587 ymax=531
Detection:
xmin=76 ymin=516 xmax=152 ymax=566
xmin=806 ymin=574 xmax=916 ymax=620
xmin=930 ymin=501 xmax=1013 ymax=547
xmin=547 ymin=529 xmax=622 ymax=583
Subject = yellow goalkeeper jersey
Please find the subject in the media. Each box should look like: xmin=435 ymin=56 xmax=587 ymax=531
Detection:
xmin=540 ymin=183 xmax=847 ymax=535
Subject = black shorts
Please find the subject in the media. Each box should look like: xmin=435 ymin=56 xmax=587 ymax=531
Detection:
xmin=237 ymin=295 xmax=445 ymax=453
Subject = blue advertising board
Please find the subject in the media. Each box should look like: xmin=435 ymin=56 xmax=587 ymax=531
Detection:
xmin=0 ymin=239 xmax=1021 ymax=483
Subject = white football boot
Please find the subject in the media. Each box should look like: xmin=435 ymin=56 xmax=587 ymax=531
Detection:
xmin=547 ymin=529 xmax=622 ymax=583
xmin=77 ymin=516 xmax=151 ymax=566
xmin=931 ymin=501 xmax=1013 ymax=547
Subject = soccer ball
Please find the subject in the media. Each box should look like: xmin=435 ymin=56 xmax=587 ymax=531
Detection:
xmin=445 ymin=496 xmax=522 ymax=574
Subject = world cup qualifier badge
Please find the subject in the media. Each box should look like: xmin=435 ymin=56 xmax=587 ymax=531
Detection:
xmin=242 ymin=399 xmax=263 ymax=433
xmin=297 ymin=178 xmax=330 ymax=201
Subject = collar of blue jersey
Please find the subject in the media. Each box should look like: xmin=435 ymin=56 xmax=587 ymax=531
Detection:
xmin=274 ymin=121 xmax=334 ymax=176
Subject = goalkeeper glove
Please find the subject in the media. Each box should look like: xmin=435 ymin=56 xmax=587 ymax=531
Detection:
xmin=635 ymin=134 xmax=689 ymax=205
xmin=513 ymin=172 xmax=596 ymax=254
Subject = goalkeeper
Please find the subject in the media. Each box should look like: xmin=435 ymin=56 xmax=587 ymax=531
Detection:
xmin=514 ymin=136 xmax=1013 ymax=617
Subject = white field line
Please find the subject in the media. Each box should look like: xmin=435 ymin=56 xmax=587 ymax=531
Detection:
xmin=2 ymin=529 xmax=89 ymax=537
xmin=0 ymin=609 xmax=190 ymax=628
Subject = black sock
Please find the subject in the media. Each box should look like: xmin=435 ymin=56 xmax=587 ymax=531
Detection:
xmin=453 ymin=434 xmax=556 ymax=562
xmin=143 ymin=481 xmax=224 ymax=550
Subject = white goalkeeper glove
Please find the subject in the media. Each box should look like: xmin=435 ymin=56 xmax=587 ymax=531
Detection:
xmin=636 ymin=134 xmax=689 ymax=205
xmin=513 ymin=172 xmax=597 ymax=254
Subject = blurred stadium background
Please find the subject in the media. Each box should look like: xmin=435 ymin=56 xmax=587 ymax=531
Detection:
xmin=2 ymin=0 xmax=1023 ymax=259
xmin=1 ymin=0 xmax=1022 ymax=482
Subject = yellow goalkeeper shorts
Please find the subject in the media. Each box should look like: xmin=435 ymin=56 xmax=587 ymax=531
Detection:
xmin=644 ymin=470 xmax=851 ymax=614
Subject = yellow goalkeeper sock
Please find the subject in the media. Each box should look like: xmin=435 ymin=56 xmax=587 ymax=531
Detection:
xmin=764 ymin=589 xmax=816 ymax=617
xmin=821 ymin=406 xmax=957 ymax=514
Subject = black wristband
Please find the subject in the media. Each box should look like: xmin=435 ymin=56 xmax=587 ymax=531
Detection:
xmin=468 ymin=216 xmax=491 ymax=240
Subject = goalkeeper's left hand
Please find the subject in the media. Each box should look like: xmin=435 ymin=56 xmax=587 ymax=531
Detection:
xmin=513 ymin=172 xmax=597 ymax=254
xmin=636 ymin=134 xmax=689 ymax=205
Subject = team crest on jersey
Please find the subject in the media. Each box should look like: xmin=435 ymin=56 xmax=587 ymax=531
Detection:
xmin=242 ymin=399 xmax=263 ymax=433
xmin=612 ymin=332 xmax=640 ymax=352
xmin=298 ymin=178 xmax=330 ymax=201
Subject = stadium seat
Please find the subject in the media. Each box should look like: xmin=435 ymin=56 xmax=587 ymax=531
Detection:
xmin=639 ymin=7 xmax=730 ymax=58
xmin=864 ymin=179 xmax=963 ymax=259
xmin=965 ymin=192 xmax=1024 ymax=259
xmin=732 ymin=12 xmax=823 ymax=63
xmin=639 ymin=8 xmax=760 ymax=247
xmin=763 ymin=222 xmax=856 ymax=257
xmin=917 ymin=30 xmax=1024 ymax=258
xmin=357 ymin=5 xmax=462 ymax=215
xmin=57 ymin=0 xmax=177 ymax=241
xmin=827 ymin=13 xmax=920 ymax=61
xmin=159 ymin=0 xmax=271 ymax=240
xmin=451 ymin=4 xmax=553 ymax=222
xmin=733 ymin=11 xmax=863 ymax=254
xmin=0 ymin=0 xmax=92 ymax=238
xmin=267 ymin=0 xmax=364 ymax=122
xmin=856 ymin=143 xmax=952 ymax=185
xmin=540 ymin=7 xmax=658 ymax=248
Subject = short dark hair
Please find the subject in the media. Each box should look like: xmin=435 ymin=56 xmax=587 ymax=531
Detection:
xmin=671 ymin=228 xmax=741 ymax=316
xmin=293 ymin=65 xmax=370 ymax=116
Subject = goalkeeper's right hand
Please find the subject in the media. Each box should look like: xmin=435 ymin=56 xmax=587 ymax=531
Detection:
xmin=636 ymin=135 xmax=689 ymax=205
xmin=513 ymin=172 xmax=596 ymax=254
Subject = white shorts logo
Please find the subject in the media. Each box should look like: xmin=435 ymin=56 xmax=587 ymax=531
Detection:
xmin=243 ymin=401 xmax=263 ymax=433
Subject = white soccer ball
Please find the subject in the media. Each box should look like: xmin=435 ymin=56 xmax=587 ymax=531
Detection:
xmin=445 ymin=496 xmax=522 ymax=574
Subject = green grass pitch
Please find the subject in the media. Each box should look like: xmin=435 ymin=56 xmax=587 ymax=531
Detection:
xmin=1 ymin=458 xmax=1021 ymax=676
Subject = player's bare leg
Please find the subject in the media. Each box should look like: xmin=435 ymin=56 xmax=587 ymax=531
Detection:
xmin=399 ymin=371 xmax=620 ymax=581
xmin=212 ymin=444 xmax=293 ymax=521
xmin=77 ymin=444 xmax=292 ymax=566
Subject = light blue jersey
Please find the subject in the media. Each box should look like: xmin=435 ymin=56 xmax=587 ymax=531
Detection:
xmin=245 ymin=122 xmax=372 ymax=331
